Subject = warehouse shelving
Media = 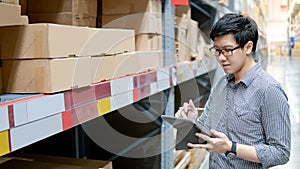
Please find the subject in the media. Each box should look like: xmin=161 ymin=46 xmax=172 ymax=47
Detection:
xmin=0 ymin=56 xmax=217 ymax=154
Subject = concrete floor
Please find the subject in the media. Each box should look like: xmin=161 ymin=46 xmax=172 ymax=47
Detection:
xmin=267 ymin=55 xmax=300 ymax=169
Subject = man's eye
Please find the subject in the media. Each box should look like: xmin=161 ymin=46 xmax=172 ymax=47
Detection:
xmin=223 ymin=49 xmax=231 ymax=52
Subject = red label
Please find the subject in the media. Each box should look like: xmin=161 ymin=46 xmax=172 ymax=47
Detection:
xmin=171 ymin=0 xmax=189 ymax=6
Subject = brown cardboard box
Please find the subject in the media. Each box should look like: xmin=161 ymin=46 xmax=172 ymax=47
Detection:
xmin=0 ymin=159 xmax=83 ymax=169
xmin=83 ymin=28 xmax=135 ymax=56
xmin=135 ymin=33 xmax=162 ymax=51
xmin=102 ymin=0 xmax=161 ymax=15
xmin=175 ymin=18 xmax=199 ymax=62
xmin=175 ymin=5 xmax=191 ymax=19
xmin=27 ymin=0 xmax=97 ymax=17
xmin=187 ymin=19 xmax=199 ymax=56
xmin=0 ymin=23 xmax=135 ymax=59
xmin=2 ymin=57 xmax=92 ymax=93
xmin=187 ymin=149 xmax=206 ymax=169
xmin=102 ymin=12 xmax=162 ymax=34
xmin=0 ymin=3 xmax=23 ymax=26
xmin=175 ymin=26 xmax=191 ymax=62
xmin=0 ymin=155 xmax=113 ymax=169
xmin=1 ymin=0 xmax=19 ymax=5
xmin=92 ymin=51 xmax=162 ymax=83
xmin=8 ymin=153 xmax=113 ymax=169
xmin=28 ymin=12 xmax=97 ymax=27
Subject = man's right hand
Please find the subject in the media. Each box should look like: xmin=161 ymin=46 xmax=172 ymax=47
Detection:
xmin=175 ymin=99 xmax=198 ymax=120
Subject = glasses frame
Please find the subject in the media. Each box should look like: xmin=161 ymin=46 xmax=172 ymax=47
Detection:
xmin=209 ymin=45 xmax=241 ymax=57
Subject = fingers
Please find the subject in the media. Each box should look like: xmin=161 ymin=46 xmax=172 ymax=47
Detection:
xmin=175 ymin=107 xmax=187 ymax=118
xmin=196 ymin=132 xmax=212 ymax=143
xmin=211 ymin=129 xmax=227 ymax=139
xmin=175 ymin=101 xmax=191 ymax=118
xmin=183 ymin=102 xmax=189 ymax=112
xmin=187 ymin=142 xmax=208 ymax=149
xmin=189 ymin=99 xmax=196 ymax=110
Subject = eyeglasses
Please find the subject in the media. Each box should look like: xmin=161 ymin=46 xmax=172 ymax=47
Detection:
xmin=209 ymin=45 xmax=241 ymax=57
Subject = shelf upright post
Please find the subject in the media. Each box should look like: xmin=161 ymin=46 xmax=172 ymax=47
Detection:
xmin=161 ymin=0 xmax=175 ymax=168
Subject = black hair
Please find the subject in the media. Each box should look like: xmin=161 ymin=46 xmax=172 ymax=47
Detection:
xmin=209 ymin=13 xmax=259 ymax=53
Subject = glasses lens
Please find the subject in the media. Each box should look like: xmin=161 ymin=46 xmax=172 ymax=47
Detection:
xmin=223 ymin=49 xmax=231 ymax=56
xmin=209 ymin=48 xmax=217 ymax=56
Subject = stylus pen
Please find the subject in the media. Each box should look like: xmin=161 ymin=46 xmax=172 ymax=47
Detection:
xmin=182 ymin=107 xmax=205 ymax=111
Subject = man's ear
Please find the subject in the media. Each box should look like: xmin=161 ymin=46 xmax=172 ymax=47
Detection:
xmin=245 ymin=41 xmax=253 ymax=55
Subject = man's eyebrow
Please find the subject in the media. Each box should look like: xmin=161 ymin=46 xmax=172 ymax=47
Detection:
xmin=214 ymin=45 xmax=236 ymax=48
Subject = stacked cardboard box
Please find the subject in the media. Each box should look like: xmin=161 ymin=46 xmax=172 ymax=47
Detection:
xmin=187 ymin=149 xmax=207 ymax=169
xmin=91 ymin=51 xmax=162 ymax=83
xmin=26 ymin=0 xmax=98 ymax=27
xmin=174 ymin=150 xmax=191 ymax=169
xmin=0 ymin=23 xmax=136 ymax=93
xmin=0 ymin=0 xmax=19 ymax=5
xmin=101 ymin=0 xmax=162 ymax=51
xmin=174 ymin=149 xmax=207 ymax=169
xmin=0 ymin=22 xmax=163 ymax=93
xmin=0 ymin=1 xmax=28 ymax=27
xmin=175 ymin=5 xmax=191 ymax=19
xmin=0 ymin=153 xmax=112 ymax=169
xmin=174 ymin=9 xmax=199 ymax=63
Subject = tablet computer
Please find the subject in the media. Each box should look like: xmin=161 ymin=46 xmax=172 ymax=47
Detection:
xmin=161 ymin=115 xmax=212 ymax=150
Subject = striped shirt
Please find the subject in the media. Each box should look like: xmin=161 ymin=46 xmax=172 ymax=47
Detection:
xmin=198 ymin=63 xmax=291 ymax=169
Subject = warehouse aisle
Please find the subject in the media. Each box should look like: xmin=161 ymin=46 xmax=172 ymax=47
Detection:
xmin=266 ymin=55 xmax=300 ymax=169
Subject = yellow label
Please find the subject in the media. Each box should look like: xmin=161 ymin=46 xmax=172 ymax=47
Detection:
xmin=0 ymin=130 xmax=10 ymax=156
xmin=98 ymin=97 xmax=111 ymax=116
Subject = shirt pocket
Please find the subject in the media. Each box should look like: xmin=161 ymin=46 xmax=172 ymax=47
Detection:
xmin=234 ymin=106 xmax=261 ymax=124
xmin=233 ymin=106 xmax=263 ymax=136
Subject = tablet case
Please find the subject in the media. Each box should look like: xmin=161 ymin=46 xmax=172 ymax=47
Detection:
xmin=161 ymin=115 xmax=210 ymax=150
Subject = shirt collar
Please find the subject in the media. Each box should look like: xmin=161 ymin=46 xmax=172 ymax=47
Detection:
xmin=226 ymin=63 xmax=262 ymax=87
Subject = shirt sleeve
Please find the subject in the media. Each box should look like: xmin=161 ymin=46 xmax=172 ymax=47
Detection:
xmin=255 ymin=85 xmax=291 ymax=168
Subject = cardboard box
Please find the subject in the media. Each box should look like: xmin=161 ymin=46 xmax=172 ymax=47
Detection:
xmin=102 ymin=0 xmax=161 ymax=15
xmin=0 ymin=155 xmax=113 ymax=169
xmin=8 ymin=153 xmax=113 ymax=169
xmin=0 ymin=159 xmax=83 ymax=169
xmin=0 ymin=23 xmax=135 ymax=59
xmin=27 ymin=0 xmax=97 ymax=17
xmin=0 ymin=0 xmax=19 ymax=5
xmin=175 ymin=18 xmax=199 ymax=62
xmin=175 ymin=5 xmax=191 ymax=19
xmin=82 ymin=28 xmax=135 ymax=56
xmin=0 ymin=3 xmax=23 ymax=27
xmin=2 ymin=57 xmax=92 ymax=93
xmin=187 ymin=149 xmax=206 ymax=169
xmin=92 ymin=51 xmax=162 ymax=83
xmin=187 ymin=19 xmax=199 ymax=56
xmin=28 ymin=12 xmax=97 ymax=27
xmin=102 ymin=12 xmax=162 ymax=34
xmin=175 ymin=26 xmax=191 ymax=62
xmin=135 ymin=33 xmax=162 ymax=51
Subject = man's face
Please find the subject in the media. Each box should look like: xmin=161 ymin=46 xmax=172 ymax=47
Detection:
xmin=212 ymin=33 xmax=247 ymax=75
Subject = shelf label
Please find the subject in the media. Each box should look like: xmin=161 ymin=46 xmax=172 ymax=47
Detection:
xmin=0 ymin=130 xmax=10 ymax=156
xmin=98 ymin=97 xmax=111 ymax=116
xmin=171 ymin=0 xmax=189 ymax=6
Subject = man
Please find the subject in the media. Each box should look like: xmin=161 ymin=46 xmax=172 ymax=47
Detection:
xmin=175 ymin=13 xmax=291 ymax=168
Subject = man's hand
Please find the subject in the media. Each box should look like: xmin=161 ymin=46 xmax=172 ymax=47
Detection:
xmin=187 ymin=129 xmax=232 ymax=154
xmin=175 ymin=99 xmax=198 ymax=120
